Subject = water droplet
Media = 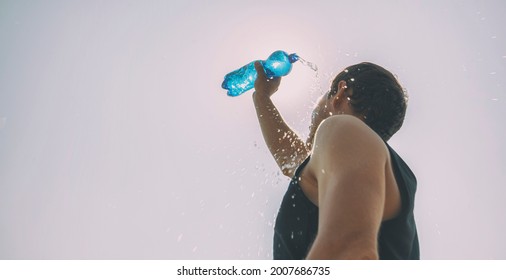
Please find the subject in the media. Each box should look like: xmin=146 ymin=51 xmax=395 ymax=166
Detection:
xmin=192 ymin=246 xmax=198 ymax=252
xmin=350 ymin=78 xmax=355 ymax=82
xmin=321 ymin=169 xmax=326 ymax=174
xmin=490 ymin=72 xmax=497 ymax=75
xmin=291 ymin=232 xmax=295 ymax=239
xmin=291 ymin=194 xmax=296 ymax=199
xmin=292 ymin=203 xmax=296 ymax=207
xmin=177 ymin=234 xmax=183 ymax=242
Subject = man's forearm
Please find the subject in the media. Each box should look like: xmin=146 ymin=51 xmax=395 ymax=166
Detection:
xmin=253 ymin=92 xmax=309 ymax=177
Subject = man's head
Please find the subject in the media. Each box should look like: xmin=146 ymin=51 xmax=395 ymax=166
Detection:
xmin=309 ymin=62 xmax=408 ymax=141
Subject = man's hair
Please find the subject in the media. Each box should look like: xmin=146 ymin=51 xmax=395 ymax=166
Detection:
xmin=330 ymin=62 xmax=408 ymax=141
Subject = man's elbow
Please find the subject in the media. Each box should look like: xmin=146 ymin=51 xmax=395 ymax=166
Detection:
xmin=354 ymin=250 xmax=379 ymax=260
xmin=278 ymin=163 xmax=296 ymax=178
xmin=346 ymin=242 xmax=379 ymax=260
xmin=307 ymin=234 xmax=379 ymax=260
xmin=281 ymin=167 xmax=294 ymax=178
xmin=307 ymin=247 xmax=378 ymax=260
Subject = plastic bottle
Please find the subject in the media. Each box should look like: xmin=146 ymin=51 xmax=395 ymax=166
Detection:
xmin=222 ymin=50 xmax=299 ymax=97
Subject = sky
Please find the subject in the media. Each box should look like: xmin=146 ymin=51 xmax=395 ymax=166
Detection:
xmin=0 ymin=0 xmax=505 ymax=259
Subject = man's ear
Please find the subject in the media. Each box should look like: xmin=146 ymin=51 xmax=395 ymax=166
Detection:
xmin=330 ymin=80 xmax=348 ymax=109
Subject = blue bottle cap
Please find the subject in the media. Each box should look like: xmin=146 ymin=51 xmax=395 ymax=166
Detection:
xmin=288 ymin=53 xmax=299 ymax=63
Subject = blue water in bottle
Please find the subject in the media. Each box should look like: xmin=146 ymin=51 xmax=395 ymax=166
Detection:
xmin=222 ymin=50 xmax=300 ymax=97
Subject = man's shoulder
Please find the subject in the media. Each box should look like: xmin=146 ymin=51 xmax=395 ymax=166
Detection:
xmin=315 ymin=115 xmax=384 ymax=148
xmin=310 ymin=114 xmax=389 ymax=172
xmin=318 ymin=114 xmax=366 ymax=129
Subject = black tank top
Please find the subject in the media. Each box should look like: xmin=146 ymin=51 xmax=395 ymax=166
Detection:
xmin=273 ymin=143 xmax=419 ymax=259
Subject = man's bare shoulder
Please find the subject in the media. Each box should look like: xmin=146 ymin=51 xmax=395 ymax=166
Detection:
xmin=313 ymin=115 xmax=386 ymax=153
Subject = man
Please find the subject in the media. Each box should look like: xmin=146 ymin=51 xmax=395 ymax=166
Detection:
xmin=252 ymin=61 xmax=419 ymax=260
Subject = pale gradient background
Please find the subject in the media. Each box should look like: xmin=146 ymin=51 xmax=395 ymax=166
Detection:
xmin=1 ymin=0 xmax=505 ymax=259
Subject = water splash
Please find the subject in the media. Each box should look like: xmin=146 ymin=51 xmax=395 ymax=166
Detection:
xmin=297 ymin=56 xmax=318 ymax=72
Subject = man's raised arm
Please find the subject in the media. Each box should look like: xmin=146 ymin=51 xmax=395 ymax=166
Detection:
xmin=252 ymin=62 xmax=310 ymax=178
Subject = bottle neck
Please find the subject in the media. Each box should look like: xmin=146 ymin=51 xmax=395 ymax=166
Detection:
xmin=288 ymin=53 xmax=299 ymax=63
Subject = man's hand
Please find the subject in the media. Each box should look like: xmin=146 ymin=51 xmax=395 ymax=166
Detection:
xmin=253 ymin=61 xmax=281 ymax=99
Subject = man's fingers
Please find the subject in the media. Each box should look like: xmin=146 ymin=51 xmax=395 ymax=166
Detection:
xmin=254 ymin=61 xmax=267 ymax=80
